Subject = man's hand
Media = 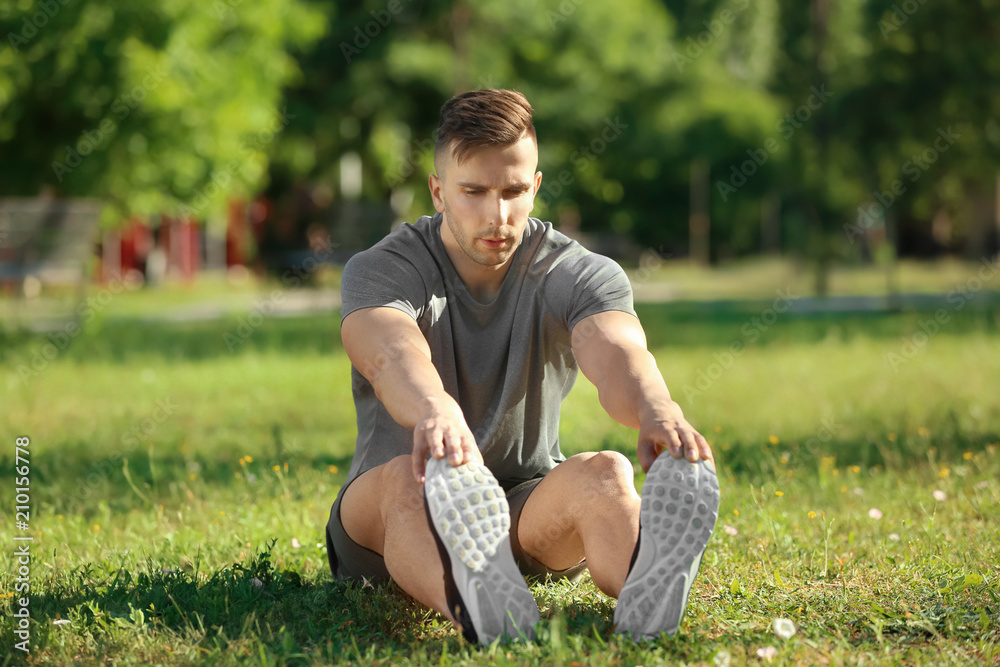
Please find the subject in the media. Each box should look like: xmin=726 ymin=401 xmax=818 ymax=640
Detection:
xmin=637 ymin=404 xmax=715 ymax=474
xmin=570 ymin=311 xmax=716 ymax=474
xmin=342 ymin=306 xmax=484 ymax=485
xmin=411 ymin=396 xmax=483 ymax=484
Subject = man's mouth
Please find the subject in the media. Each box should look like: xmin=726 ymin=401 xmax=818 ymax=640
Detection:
xmin=479 ymin=237 xmax=509 ymax=249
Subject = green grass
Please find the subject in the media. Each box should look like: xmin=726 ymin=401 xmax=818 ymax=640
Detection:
xmin=1 ymin=296 xmax=999 ymax=665
xmin=628 ymin=256 xmax=1000 ymax=301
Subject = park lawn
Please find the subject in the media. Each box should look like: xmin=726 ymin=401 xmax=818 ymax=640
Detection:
xmin=0 ymin=300 xmax=998 ymax=666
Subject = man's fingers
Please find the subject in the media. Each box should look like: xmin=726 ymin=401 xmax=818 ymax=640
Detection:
xmin=460 ymin=433 xmax=482 ymax=465
xmin=411 ymin=437 xmax=430 ymax=484
xmin=696 ymin=432 xmax=711 ymax=458
xmin=444 ymin=431 xmax=463 ymax=464
xmin=666 ymin=430 xmax=683 ymax=457
xmin=696 ymin=433 xmax=717 ymax=471
xmin=680 ymin=430 xmax=700 ymax=462
xmin=430 ymin=437 xmax=445 ymax=459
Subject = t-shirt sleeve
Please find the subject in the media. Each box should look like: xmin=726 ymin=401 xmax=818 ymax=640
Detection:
xmin=339 ymin=245 xmax=428 ymax=323
xmin=560 ymin=251 xmax=636 ymax=331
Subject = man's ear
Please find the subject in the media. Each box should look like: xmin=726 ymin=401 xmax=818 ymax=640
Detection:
xmin=429 ymin=172 xmax=445 ymax=213
xmin=529 ymin=170 xmax=543 ymax=215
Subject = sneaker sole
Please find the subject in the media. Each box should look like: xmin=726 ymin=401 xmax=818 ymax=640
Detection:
xmin=614 ymin=455 xmax=720 ymax=640
xmin=424 ymin=458 xmax=539 ymax=645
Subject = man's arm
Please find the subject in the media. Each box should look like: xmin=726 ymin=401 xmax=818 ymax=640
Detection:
xmin=341 ymin=306 xmax=481 ymax=483
xmin=571 ymin=310 xmax=714 ymax=473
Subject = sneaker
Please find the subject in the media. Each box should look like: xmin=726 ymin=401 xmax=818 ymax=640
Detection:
xmin=613 ymin=454 xmax=720 ymax=640
xmin=423 ymin=457 xmax=540 ymax=645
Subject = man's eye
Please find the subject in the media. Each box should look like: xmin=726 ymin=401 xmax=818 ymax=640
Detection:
xmin=465 ymin=190 xmax=483 ymax=196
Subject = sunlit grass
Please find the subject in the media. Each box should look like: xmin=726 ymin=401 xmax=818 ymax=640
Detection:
xmin=1 ymin=301 xmax=998 ymax=665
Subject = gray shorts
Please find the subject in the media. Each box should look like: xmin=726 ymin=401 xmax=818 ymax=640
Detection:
xmin=326 ymin=473 xmax=587 ymax=583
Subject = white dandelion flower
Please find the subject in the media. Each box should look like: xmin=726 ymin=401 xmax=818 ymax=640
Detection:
xmin=756 ymin=646 xmax=777 ymax=660
xmin=773 ymin=618 xmax=796 ymax=640
xmin=713 ymin=650 xmax=732 ymax=667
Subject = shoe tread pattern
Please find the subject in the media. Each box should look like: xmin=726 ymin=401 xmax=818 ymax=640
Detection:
xmin=424 ymin=458 xmax=539 ymax=644
xmin=614 ymin=455 xmax=720 ymax=639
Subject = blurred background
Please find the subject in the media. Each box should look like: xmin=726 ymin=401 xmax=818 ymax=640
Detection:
xmin=1 ymin=5 xmax=999 ymax=661
xmin=2 ymin=0 xmax=999 ymax=320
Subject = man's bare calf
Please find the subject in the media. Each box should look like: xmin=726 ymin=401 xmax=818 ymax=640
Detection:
xmin=340 ymin=455 xmax=457 ymax=623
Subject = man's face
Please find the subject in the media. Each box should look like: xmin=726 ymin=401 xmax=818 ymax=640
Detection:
xmin=429 ymin=134 xmax=543 ymax=270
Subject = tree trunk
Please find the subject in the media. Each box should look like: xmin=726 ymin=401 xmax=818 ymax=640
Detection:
xmin=689 ymin=158 xmax=710 ymax=265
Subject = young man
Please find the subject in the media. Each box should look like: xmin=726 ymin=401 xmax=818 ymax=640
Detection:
xmin=326 ymin=89 xmax=719 ymax=645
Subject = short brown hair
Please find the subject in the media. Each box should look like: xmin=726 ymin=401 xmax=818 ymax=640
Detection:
xmin=434 ymin=89 xmax=536 ymax=167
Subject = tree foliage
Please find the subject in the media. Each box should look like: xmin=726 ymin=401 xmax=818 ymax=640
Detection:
xmin=2 ymin=0 xmax=998 ymax=262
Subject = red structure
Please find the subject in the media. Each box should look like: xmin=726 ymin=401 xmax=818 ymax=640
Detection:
xmin=159 ymin=215 xmax=200 ymax=281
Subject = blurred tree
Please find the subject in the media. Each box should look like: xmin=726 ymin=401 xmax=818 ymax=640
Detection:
xmin=0 ymin=0 xmax=326 ymax=225
xmin=2 ymin=0 xmax=998 ymax=272
xmin=840 ymin=0 xmax=1000 ymax=260
xmin=271 ymin=0 xmax=786 ymax=260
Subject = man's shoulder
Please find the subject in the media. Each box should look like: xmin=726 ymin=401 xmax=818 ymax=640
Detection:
xmin=525 ymin=218 xmax=617 ymax=274
xmin=344 ymin=214 xmax=440 ymax=274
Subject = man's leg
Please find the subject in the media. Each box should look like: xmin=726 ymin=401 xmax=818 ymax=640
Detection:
xmin=514 ymin=451 xmax=641 ymax=597
xmin=515 ymin=449 xmax=719 ymax=639
xmin=339 ymin=455 xmax=456 ymax=623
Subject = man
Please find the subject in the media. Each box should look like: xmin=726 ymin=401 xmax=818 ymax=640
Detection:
xmin=326 ymin=89 xmax=719 ymax=645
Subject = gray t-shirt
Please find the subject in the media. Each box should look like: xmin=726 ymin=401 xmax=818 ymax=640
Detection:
xmin=340 ymin=212 xmax=635 ymax=489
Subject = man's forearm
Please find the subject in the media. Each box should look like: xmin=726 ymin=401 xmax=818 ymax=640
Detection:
xmin=594 ymin=344 xmax=682 ymax=430
xmin=368 ymin=339 xmax=460 ymax=429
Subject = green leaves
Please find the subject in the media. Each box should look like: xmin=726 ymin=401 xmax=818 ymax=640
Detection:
xmin=0 ymin=0 xmax=326 ymax=221
xmin=938 ymin=572 xmax=986 ymax=595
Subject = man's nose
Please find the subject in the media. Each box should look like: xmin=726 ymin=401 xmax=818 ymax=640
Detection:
xmin=488 ymin=194 xmax=508 ymax=226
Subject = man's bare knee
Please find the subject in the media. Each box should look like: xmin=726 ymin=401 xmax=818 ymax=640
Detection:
xmin=379 ymin=455 xmax=427 ymax=519
xmin=581 ymin=451 xmax=636 ymax=497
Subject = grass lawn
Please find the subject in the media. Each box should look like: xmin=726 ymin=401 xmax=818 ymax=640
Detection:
xmin=1 ymin=295 xmax=998 ymax=665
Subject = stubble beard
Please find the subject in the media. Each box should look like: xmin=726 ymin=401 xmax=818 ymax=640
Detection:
xmin=443 ymin=197 xmax=518 ymax=268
